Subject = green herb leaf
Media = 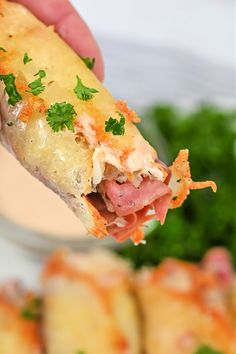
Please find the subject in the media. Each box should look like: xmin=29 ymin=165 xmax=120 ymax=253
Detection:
xmin=105 ymin=112 xmax=125 ymax=135
xmin=0 ymin=47 xmax=6 ymax=52
xmin=26 ymin=70 xmax=46 ymax=96
xmin=23 ymin=52 xmax=32 ymax=64
xmin=74 ymin=75 xmax=98 ymax=101
xmin=76 ymin=351 xmax=86 ymax=354
xmin=195 ymin=345 xmax=224 ymax=354
xmin=7 ymin=121 xmax=14 ymax=126
xmin=81 ymin=56 xmax=95 ymax=70
xmin=21 ymin=297 xmax=42 ymax=321
xmin=0 ymin=73 xmax=22 ymax=106
xmin=46 ymin=102 xmax=77 ymax=132
xmin=34 ymin=70 xmax=46 ymax=79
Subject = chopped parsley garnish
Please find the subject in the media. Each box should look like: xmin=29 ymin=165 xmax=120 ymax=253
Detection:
xmin=172 ymin=196 xmax=178 ymax=200
xmin=76 ymin=351 xmax=86 ymax=354
xmin=81 ymin=56 xmax=95 ymax=70
xmin=21 ymin=297 xmax=42 ymax=321
xmin=0 ymin=47 xmax=6 ymax=52
xmin=195 ymin=345 xmax=224 ymax=354
xmin=46 ymin=102 xmax=76 ymax=132
xmin=105 ymin=112 xmax=125 ymax=135
xmin=74 ymin=75 xmax=98 ymax=101
xmin=26 ymin=69 xmax=46 ymax=96
xmin=23 ymin=52 xmax=32 ymax=64
xmin=7 ymin=122 xmax=13 ymax=126
xmin=0 ymin=73 xmax=22 ymax=106
xmin=35 ymin=70 xmax=46 ymax=79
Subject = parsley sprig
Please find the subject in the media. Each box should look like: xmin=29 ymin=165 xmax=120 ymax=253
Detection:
xmin=81 ymin=56 xmax=95 ymax=70
xmin=46 ymin=102 xmax=77 ymax=132
xmin=0 ymin=73 xmax=22 ymax=106
xmin=0 ymin=47 xmax=6 ymax=52
xmin=195 ymin=346 xmax=224 ymax=354
xmin=21 ymin=297 xmax=42 ymax=321
xmin=74 ymin=75 xmax=98 ymax=101
xmin=23 ymin=52 xmax=32 ymax=65
xmin=105 ymin=112 xmax=125 ymax=135
xmin=26 ymin=70 xmax=46 ymax=96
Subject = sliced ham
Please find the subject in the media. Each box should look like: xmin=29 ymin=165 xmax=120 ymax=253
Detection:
xmin=153 ymin=192 xmax=172 ymax=225
xmin=88 ymin=177 xmax=172 ymax=243
xmin=107 ymin=207 xmax=155 ymax=243
xmin=102 ymin=178 xmax=171 ymax=217
xmin=87 ymin=150 xmax=216 ymax=244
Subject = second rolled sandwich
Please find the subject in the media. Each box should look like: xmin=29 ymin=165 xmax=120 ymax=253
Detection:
xmin=135 ymin=248 xmax=236 ymax=354
xmin=41 ymin=250 xmax=140 ymax=354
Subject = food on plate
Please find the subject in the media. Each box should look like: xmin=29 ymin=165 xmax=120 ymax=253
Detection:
xmin=0 ymin=281 xmax=42 ymax=354
xmin=0 ymin=0 xmax=216 ymax=243
xmin=42 ymin=250 xmax=141 ymax=354
xmin=135 ymin=248 xmax=236 ymax=354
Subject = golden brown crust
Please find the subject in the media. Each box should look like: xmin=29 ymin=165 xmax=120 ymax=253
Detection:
xmin=83 ymin=196 xmax=108 ymax=238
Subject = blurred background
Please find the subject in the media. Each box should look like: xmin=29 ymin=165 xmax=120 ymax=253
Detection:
xmin=0 ymin=0 xmax=235 ymax=285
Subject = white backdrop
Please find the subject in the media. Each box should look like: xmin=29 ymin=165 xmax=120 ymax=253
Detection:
xmin=71 ymin=0 xmax=235 ymax=69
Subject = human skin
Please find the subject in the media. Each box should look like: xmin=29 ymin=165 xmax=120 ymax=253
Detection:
xmin=10 ymin=0 xmax=104 ymax=81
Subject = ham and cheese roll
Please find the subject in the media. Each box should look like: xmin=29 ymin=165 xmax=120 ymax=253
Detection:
xmin=0 ymin=281 xmax=42 ymax=354
xmin=135 ymin=248 xmax=236 ymax=354
xmin=41 ymin=250 xmax=140 ymax=354
xmin=0 ymin=0 xmax=216 ymax=243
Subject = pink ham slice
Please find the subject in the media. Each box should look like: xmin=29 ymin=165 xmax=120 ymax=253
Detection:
xmin=107 ymin=207 xmax=154 ymax=243
xmin=88 ymin=177 xmax=172 ymax=242
xmin=153 ymin=192 xmax=172 ymax=225
xmin=103 ymin=178 xmax=171 ymax=217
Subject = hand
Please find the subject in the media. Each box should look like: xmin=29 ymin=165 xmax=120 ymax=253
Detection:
xmin=11 ymin=0 xmax=104 ymax=81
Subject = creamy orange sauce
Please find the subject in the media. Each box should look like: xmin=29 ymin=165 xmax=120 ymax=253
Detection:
xmin=0 ymin=145 xmax=87 ymax=238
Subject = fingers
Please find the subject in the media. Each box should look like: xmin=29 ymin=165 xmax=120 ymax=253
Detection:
xmin=10 ymin=0 xmax=104 ymax=81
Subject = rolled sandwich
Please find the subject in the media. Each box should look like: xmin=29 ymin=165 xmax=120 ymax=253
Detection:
xmin=0 ymin=281 xmax=42 ymax=354
xmin=41 ymin=250 xmax=141 ymax=354
xmin=134 ymin=248 xmax=236 ymax=354
xmin=0 ymin=0 xmax=216 ymax=243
